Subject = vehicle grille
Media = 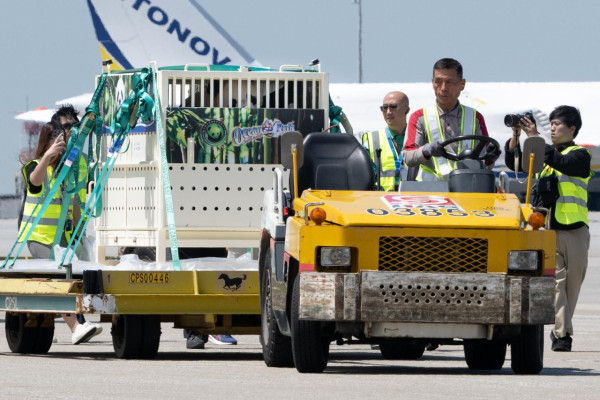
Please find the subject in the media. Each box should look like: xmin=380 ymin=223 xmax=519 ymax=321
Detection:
xmin=379 ymin=236 xmax=488 ymax=273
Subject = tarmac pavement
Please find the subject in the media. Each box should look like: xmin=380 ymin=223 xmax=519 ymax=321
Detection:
xmin=0 ymin=214 xmax=599 ymax=399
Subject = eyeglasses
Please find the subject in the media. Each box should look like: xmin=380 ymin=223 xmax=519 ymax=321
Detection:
xmin=380 ymin=104 xmax=399 ymax=111
xmin=62 ymin=122 xmax=76 ymax=130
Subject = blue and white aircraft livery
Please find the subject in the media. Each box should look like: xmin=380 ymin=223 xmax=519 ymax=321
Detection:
xmin=87 ymin=0 xmax=262 ymax=70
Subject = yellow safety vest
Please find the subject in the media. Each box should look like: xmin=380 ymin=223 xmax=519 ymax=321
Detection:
xmin=418 ymin=104 xmax=477 ymax=182
xmin=18 ymin=158 xmax=87 ymax=245
xmin=539 ymin=146 xmax=591 ymax=226
xmin=362 ymin=129 xmax=402 ymax=191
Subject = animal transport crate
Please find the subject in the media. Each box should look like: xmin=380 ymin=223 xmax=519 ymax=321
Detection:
xmin=94 ymin=64 xmax=330 ymax=262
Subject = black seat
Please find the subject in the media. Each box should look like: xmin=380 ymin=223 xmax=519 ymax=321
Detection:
xmin=448 ymin=160 xmax=496 ymax=193
xmin=291 ymin=133 xmax=374 ymax=197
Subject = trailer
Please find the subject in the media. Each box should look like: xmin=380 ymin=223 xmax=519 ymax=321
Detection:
xmin=1 ymin=62 xmax=334 ymax=358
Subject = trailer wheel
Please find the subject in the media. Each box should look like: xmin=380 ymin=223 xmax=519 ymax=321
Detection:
xmin=464 ymin=338 xmax=506 ymax=370
xmin=5 ymin=312 xmax=54 ymax=354
xmin=511 ymin=325 xmax=543 ymax=375
xmin=291 ymin=277 xmax=329 ymax=373
xmin=31 ymin=314 xmax=55 ymax=354
xmin=139 ymin=315 xmax=161 ymax=359
xmin=379 ymin=339 xmax=425 ymax=360
xmin=260 ymin=250 xmax=293 ymax=367
xmin=112 ymin=314 xmax=161 ymax=359
xmin=112 ymin=315 xmax=142 ymax=359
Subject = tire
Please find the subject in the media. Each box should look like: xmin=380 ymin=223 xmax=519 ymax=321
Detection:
xmin=5 ymin=312 xmax=54 ymax=354
xmin=291 ymin=277 xmax=329 ymax=373
xmin=139 ymin=315 xmax=162 ymax=359
xmin=464 ymin=338 xmax=506 ymax=370
xmin=379 ymin=339 xmax=425 ymax=360
xmin=31 ymin=314 xmax=55 ymax=354
xmin=5 ymin=312 xmax=36 ymax=353
xmin=511 ymin=325 xmax=544 ymax=375
xmin=112 ymin=314 xmax=161 ymax=359
xmin=260 ymin=249 xmax=294 ymax=367
xmin=112 ymin=315 xmax=143 ymax=359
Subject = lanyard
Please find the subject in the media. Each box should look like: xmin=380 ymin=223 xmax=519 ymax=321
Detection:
xmin=385 ymin=127 xmax=402 ymax=173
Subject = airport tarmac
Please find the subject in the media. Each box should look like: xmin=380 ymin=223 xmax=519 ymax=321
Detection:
xmin=0 ymin=214 xmax=599 ymax=399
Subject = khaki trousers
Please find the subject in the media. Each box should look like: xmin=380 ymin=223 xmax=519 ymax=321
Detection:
xmin=553 ymin=226 xmax=590 ymax=338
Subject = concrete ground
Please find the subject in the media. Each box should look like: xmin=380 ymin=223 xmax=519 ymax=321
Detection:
xmin=0 ymin=214 xmax=599 ymax=399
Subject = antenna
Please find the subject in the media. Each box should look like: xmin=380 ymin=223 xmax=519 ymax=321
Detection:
xmin=352 ymin=0 xmax=363 ymax=83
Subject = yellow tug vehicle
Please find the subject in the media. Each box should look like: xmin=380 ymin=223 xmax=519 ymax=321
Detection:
xmin=259 ymin=132 xmax=555 ymax=374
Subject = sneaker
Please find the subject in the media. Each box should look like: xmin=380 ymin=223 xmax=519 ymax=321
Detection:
xmin=551 ymin=332 xmax=572 ymax=352
xmin=72 ymin=322 xmax=103 ymax=345
xmin=208 ymin=334 xmax=237 ymax=345
xmin=186 ymin=333 xmax=206 ymax=349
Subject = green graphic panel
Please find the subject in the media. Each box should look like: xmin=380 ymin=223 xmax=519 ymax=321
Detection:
xmin=166 ymin=108 xmax=325 ymax=164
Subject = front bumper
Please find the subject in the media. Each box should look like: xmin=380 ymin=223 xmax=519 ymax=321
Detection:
xmin=299 ymin=271 xmax=555 ymax=325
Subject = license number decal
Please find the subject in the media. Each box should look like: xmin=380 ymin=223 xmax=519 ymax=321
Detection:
xmin=366 ymin=194 xmax=496 ymax=218
xmin=129 ymin=272 xmax=171 ymax=284
xmin=366 ymin=208 xmax=494 ymax=217
xmin=382 ymin=194 xmax=460 ymax=210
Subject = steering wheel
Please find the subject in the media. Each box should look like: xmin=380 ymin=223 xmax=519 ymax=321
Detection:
xmin=439 ymin=135 xmax=500 ymax=162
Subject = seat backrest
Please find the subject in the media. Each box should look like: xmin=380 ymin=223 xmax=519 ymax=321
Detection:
xmin=291 ymin=133 xmax=374 ymax=197
xmin=448 ymin=169 xmax=496 ymax=193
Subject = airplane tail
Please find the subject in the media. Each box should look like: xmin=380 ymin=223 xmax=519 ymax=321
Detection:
xmin=86 ymin=0 xmax=262 ymax=70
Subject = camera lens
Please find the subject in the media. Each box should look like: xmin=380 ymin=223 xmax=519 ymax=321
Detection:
xmin=504 ymin=114 xmax=518 ymax=128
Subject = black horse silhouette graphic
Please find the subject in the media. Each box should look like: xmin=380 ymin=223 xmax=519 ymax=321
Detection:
xmin=218 ymin=273 xmax=247 ymax=291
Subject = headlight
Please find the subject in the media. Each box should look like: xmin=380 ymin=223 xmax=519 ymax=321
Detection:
xmin=508 ymin=251 xmax=538 ymax=271
xmin=320 ymin=247 xmax=351 ymax=268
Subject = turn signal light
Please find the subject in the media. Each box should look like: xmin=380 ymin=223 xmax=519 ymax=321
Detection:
xmin=310 ymin=207 xmax=327 ymax=225
xmin=528 ymin=212 xmax=545 ymax=230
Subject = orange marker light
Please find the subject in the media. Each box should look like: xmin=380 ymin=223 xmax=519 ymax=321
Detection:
xmin=310 ymin=207 xmax=327 ymax=225
xmin=528 ymin=212 xmax=545 ymax=230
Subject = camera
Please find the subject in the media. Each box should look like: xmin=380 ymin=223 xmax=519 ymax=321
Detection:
xmin=51 ymin=127 xmax=65 ymax=140
xmin=504 ymin=111 xmax=535 ymax=128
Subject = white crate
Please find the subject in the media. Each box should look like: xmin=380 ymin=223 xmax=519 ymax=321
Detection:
xmin=95 ymin=65 xmax=326 ymax=262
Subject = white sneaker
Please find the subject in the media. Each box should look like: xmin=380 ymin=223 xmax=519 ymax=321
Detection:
xmin=72 ymin=322 xmax=103 ymax=345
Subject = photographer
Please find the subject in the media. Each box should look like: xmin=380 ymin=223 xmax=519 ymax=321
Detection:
xmin=504 ymin=105 xmax=592 ymax=352
xmin=18 ymin=106 xmax=103 ymax=345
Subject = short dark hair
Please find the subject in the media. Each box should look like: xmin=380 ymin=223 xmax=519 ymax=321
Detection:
xmin=51 ymin=104 xmax=79 ymax=124
xmin=549 ymin=105 xmax=582 ymax=137
xmin=433 ymin=58 xmax=463 ymax=80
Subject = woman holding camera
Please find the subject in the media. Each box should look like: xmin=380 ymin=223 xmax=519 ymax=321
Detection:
xmin=504 ymin=105 xmax=592 ymax=352
xmin=18 ymin=111 xmax=102 ymax=345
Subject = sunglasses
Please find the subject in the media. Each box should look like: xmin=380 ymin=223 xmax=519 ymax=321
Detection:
xmin=380 ymin=104 xmax=399 ymax=111
xmin=62 ymin=122 xmax=76 ymax=130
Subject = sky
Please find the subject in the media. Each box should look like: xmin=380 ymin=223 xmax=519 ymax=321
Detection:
xmin=1 ymin=0 xmax=599 ymax=195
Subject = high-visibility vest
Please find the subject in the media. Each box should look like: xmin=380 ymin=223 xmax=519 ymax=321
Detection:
xmin=539 ymin=145 xmax=592 ymax=226
xmin=362 ymin=128 xmax=402 ymax=191
xmin=18 ymin=158 xmax=87 ymax=245
xmin=418 ymin=104 xmax=477 ymax=181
